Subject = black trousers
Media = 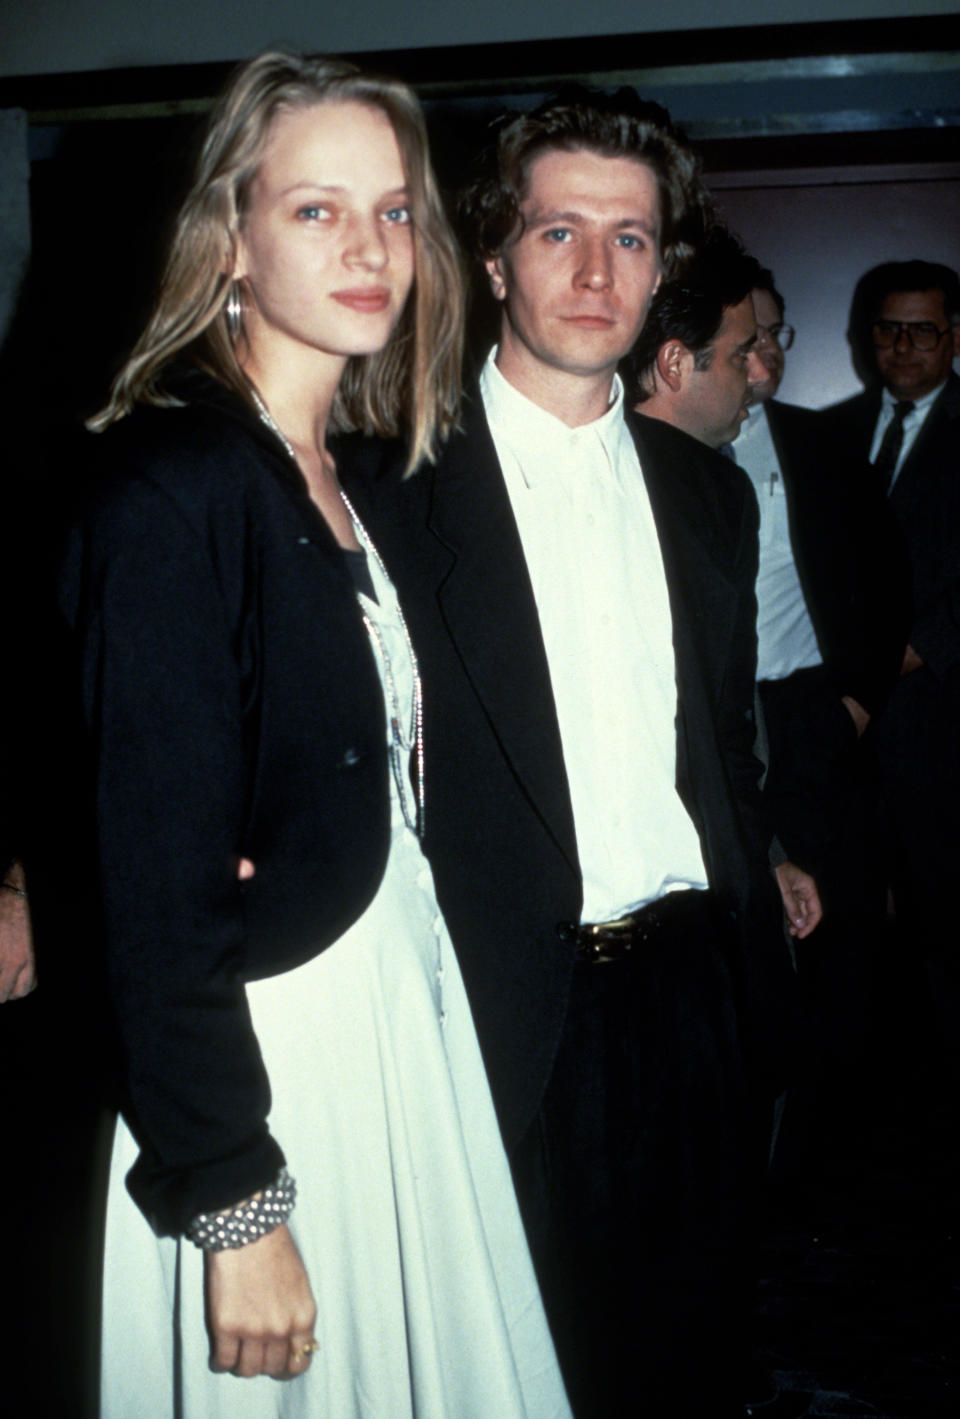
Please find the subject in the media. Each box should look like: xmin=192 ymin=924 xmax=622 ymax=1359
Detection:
xmin=511 ymin=894 xmax=763 ymax=1419
xmin=871 ymin=665 xmax=960 ymax=1093
xmin=759 ymin=668 xmax=889 ymax=1165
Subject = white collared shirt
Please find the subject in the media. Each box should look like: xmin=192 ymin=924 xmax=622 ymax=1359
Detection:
xmin=480 ymin=351 xmax=708 ymax=922
xmin=869 ymin=380 xmax=945 ymax=488
xmin=735 ymin=403 xmax=821 ymax=681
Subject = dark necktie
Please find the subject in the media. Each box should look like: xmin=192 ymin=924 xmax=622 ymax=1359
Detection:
xmin=872 ymin=400 xmax=914 ymax=491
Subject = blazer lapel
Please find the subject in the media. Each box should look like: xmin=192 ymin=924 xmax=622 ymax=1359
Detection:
xmin=895 ymin=370 xmax=960 ymax=494
xmin=427 ymin=398 xmax=580 ymax=874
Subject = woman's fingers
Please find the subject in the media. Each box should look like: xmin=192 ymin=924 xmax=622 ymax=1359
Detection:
xmin=210 ymin=1331 xmax=241 ymax=1373
xmin=212 ymin=1330 xmax=317 ymax=1378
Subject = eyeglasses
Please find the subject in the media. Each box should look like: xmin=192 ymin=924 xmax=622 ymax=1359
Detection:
xmin=872 ymin=320 xmax=952 ymax=351
xmin=755 ymin=323 xmax=795 ymax=352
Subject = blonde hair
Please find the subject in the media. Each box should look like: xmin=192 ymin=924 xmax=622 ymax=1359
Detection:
xmin=89 ymin=51 xmax=463 ymax=468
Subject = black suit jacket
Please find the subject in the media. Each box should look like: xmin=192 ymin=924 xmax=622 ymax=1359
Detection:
xmin=763 ymin=399 xmax=910 ymax=713
xmin=343 ymin=394 xmax=792 ymax=1153
xmin=58 ymin=373 xmax=391 ymax=1234
xmin=827 ymin=371 xmax=960 ymax=681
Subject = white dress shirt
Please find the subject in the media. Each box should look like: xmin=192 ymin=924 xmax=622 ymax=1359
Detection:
xmin=869 ymin=380 xmax=946 ymax=488
xmin=734 ymin=403 xmax=821 ymax=681
xmin=480 ymin=351 xmax=708 ymax=922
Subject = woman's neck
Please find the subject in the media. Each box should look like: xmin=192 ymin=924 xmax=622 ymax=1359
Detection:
xmin=241 ymin=349 xmax=359 ymax=550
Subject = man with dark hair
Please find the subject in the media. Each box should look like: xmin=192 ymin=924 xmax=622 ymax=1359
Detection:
xmin=827 ymin=259 xmax=960 ymax=1102
xmin=627 ymin=228 xmax=768 ymax=448
xmin=344 ymin=92 xmax=796 ymax=1418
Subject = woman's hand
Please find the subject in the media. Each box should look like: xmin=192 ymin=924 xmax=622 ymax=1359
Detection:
xmin=204 ymin=1223 xmax=318 ymax=1379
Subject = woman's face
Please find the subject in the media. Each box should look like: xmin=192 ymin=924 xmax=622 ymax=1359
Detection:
xmin=234 ymin=100 xmax=415 ymax=368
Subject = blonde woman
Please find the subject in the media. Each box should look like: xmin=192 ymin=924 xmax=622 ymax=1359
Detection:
xmin=62 ymin=51 xmax=569 ymax=1419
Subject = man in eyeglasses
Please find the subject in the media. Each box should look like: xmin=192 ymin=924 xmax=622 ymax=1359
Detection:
xmin=732 ymin=268 xmax=911 ymax=1167
xmin=828 ymin=259 xmax=960 ymax=1107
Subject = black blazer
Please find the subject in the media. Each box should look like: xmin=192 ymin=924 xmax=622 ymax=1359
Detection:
xmin=764 ymin=399 xmax=910 ymax=714
xmin=342 ymin=394 xmax=792 ymax=1153
xmin=58 ymin=374 xmax=390 ymax=1235
xmin=827 ymin=371 xmax=960 ymax=682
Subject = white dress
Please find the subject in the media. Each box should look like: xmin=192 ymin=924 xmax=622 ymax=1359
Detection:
xmin=100 ymin=533 xmax=571 ymax=1419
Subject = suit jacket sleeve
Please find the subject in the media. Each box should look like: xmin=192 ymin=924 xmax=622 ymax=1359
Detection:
xmin=60 ymin=458 xmax=285 ymax=1236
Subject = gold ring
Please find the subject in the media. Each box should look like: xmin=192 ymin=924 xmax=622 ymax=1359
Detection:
xmin=293 ymin=1339 xmax=320 ymax=1361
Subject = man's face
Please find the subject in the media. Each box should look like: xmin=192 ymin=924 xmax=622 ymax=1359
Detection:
xmin=873 ymin=288 xmax=960 ymax=401
xmin=486 ymin=146 xmax=663 ymax=403
xmin=680 ymin=294 xmax=762 ymax=448
xmin=749 ymin=287 xmax=785 ymax=403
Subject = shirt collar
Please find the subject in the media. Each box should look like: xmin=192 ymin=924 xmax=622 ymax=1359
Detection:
xmin=480 ymin=347 xmax=628 ymax=489
xmin=880 ymin=379 xmax=945 ymax=421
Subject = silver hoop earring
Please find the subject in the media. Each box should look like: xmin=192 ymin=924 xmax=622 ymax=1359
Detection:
xmin=226 ymin=280 xmax=243 ymax=341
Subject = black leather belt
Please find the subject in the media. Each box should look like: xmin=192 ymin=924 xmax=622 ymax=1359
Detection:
xmin=558 ymin=889 xmax=713 ymax=964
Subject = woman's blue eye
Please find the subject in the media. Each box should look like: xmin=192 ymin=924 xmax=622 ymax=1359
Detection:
xmin=384 ymin=206 xmax=412 ymax=225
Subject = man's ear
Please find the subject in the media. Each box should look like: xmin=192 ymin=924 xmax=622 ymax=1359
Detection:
xmin=485 ymin=254 xmax=508 ymax=303
xmin=655 ymin=340 xmax=691 ymax=393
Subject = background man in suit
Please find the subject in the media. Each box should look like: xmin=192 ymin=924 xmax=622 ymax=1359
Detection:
xmin=744 ymin=269 xmax=910 ymax=1161
xmin=626 ymin=230 xmax=826 ymax=939
xmin=828 ymin=259 xmax=960 ymax=1107
xmin=346 ymin=94 xmax=797 ymax=1417
xmin=632 ymin=251 xmax=909 ymax=1155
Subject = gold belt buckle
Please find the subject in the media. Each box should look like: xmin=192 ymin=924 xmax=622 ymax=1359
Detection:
xmin=580 ymin=913 xmax=639 ymax=963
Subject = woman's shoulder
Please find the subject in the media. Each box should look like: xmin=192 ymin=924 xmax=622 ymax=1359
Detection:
xmin=78 ymin=377 xmax=295 ymax=547
xmin=89 ymin=384 xmax=267 ymax=497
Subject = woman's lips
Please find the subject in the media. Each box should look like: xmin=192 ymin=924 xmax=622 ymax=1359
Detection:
xmin=331 ymin=288 xmax=391 ymax=312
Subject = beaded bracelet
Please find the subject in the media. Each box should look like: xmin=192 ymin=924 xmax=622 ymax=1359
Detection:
xmin=185 ymin=1168 xmax=297 ymax=1251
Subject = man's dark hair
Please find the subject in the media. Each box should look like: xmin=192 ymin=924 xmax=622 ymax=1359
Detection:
xmin=626 ymin=228 xmax=764 ymax=403
xmin=460 ymin=86 xmax=715 ymax=279
xmin=753 ymin=264 xmax=785 ymax=320
xmin=855 ymin=259 xmax=960 ymax=328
